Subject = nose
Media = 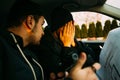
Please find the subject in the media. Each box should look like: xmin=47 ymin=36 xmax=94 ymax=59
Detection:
xmin=42 ymin=30 xmax=44 ymax=36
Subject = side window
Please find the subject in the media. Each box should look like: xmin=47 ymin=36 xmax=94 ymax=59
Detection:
xmin=72 ymin=12 xmax=120 ymax=61
xmin=71 ymin=12 xmax=120 ymax=41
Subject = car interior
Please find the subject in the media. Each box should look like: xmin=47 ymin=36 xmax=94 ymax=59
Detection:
xmin=1 ymin=0 xmax=120 ymax=61
xmin=0 ymin=0 xmax=120 ymax=79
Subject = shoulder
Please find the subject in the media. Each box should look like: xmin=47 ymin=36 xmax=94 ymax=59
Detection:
xmin=106 ymin=27 xmax=120 ymax=41
xmin=108 ymin=27 xmax=120 ymax=36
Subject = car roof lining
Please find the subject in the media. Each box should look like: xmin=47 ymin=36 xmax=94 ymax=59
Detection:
xmin=0 ymin=0 xmax=120 ymax=27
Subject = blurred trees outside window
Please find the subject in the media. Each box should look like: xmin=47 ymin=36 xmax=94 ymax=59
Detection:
xmin=81 ymin=24 xmax=88 ymax=39
xmin=88 ymin=22 xmax=96 ymax=39
xmin=95 ymin=21 xmax=103 ymax=37
xmin=75 ymin=25 xmax=81 ymax=38
xmin=72 ymin=12 xmax=120 ymax=41
xmin=103 ymin=20 xmax=111 ymax=39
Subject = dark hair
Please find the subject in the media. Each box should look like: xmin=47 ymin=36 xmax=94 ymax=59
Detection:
xmin=7 ymin=0 xmax=43 ymax=27
xmin=50 ymin=7 xmax=73 ymax=32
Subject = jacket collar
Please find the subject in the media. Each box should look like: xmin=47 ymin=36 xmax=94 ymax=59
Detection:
xmin=0 ymin=29 xmax=38 ymax=59
xmin=0 ymin=29 xmax=24 ymax=49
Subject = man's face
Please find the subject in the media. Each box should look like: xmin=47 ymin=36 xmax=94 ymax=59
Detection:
xmin=30 ymin=16 xmax=45 ymax=45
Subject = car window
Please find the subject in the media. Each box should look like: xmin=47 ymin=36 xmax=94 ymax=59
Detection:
xmin=71 ymin=11 xmax=120 ymax=62
xmin=71 ymin=11 xmax=120 ymax=42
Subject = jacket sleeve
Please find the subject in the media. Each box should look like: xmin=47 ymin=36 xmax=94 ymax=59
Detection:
xmin=61 ymin=39 xmax=96 ymax=70
xmin=61 ymin=46 xmax=78 ymax=71
xmin=75 ymin=40 xmax=96 ymax=68
xmin=29 ymin=44 xmax=65 ymax=79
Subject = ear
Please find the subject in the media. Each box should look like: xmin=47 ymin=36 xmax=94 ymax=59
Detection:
xmin=25 ymin=15 xmax=35 ymax=30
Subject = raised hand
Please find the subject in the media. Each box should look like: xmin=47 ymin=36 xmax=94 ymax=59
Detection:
xmin=68 ymin=52 xmax=101 ymax=80
xmin=59 ymin=21 xmax=75 ymax=47
xmin=49 ymin=52 xmax=101 ymax=80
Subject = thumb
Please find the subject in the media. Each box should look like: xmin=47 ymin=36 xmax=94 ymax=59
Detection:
xmin=69 ymin=52 xmax=87 ymax=78
xmin=74 ymin=52 xmax=87 ymax=69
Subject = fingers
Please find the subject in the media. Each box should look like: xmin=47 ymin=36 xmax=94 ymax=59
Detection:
xmin=64 ymin=21 xmax=75 ymax=36
xmin=57 ymin=72 xmax=65 ymax=78
xmin=89 ymin=63 xmax=101 ymax=73
xmin=92 ymin=63 xmax=101 ymax=71
xmin=63 ymin=24 xmax=67 ymax=35
xmin=60 ymin=21 xmax=75 ymax=47
xmin=50 ymin=72 xmax=65 ymax=80
xmin=91 ymin=65 xmax=97 ymax=72
xmin=68 ymin=52 xmax=87 ymax=79
xmin=50 ymin=72 xmax=56 ymax=80
xmin=74 ymin=52 xmax=87 ymax=69
xmin=68 ymin=21 xmax=75 ymax=36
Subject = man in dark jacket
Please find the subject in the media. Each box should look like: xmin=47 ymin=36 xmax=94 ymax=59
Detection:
xmin=0 ymin=0 xmax=45 ymax=80
xmin=0 ymin=0 xmax=101 ymax=80
xmin=31 ymin=7 xmax=101 ymax=80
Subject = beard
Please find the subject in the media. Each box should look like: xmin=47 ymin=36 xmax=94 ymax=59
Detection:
xmin=28 ymin=34 xmax=41 ymax=45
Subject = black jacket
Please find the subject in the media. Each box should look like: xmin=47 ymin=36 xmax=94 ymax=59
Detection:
xmin=31 ymin=28 xmax=95 ymax=79
xmin=0 ymin=29 xmax=43 ymax=80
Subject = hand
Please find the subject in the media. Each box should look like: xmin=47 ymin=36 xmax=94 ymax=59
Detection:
xmin=49 ymin=72 xmax=65 ymax=80
xmin=68 ymin=52 xmax=101 ymax=80
xmin=50 ymin=52 xmax=101 ymax=80
xmin=60 ymin=21 xmax=75 ymax=47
